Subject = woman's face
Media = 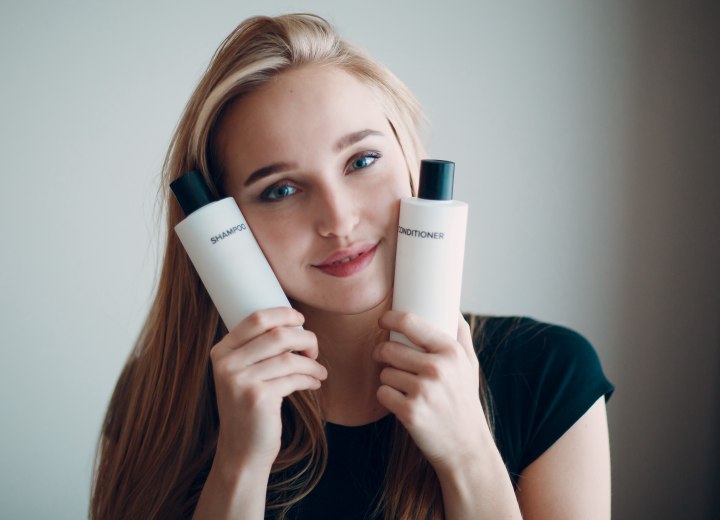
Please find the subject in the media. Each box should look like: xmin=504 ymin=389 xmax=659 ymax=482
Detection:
xmin=216 ymin=65 xmax=412 ymax=316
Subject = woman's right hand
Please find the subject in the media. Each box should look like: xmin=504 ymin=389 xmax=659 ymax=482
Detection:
xmin=209 ymin=307 xmax=327 ymax=476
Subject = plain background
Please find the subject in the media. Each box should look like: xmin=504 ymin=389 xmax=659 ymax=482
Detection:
xmin=1 ymin=0 xmax=718 ymax=518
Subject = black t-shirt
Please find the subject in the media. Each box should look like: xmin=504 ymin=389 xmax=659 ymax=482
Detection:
xmin=286 ymin=316 xmax=615 ymax=519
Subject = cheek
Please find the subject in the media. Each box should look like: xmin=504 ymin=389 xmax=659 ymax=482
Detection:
xmin=386 ymin=202 xmax=401 ymax=251
xmin=385 ymin=197 xmax=402 ymax=233
xmin=244 ymin=214 xmax=304 ymax=272
xmin=380 ymin=175 xmax=408 ymax=249
xmin=381 ymin=174 xmax=408 ymax=224
xmin=363 ymin=185 xmax=403 ymax=249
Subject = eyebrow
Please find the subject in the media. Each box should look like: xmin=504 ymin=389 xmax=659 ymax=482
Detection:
xmin=243 ymin=128 xmax=384 ymax=187
xmin=334 ymin=129 xmax=384 ymax=152
xmin=243 ymin=161 xmax=296 ymax=187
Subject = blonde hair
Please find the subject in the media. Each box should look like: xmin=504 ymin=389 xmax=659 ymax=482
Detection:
xmin=91 ymin=13 xmax=488 ymax=519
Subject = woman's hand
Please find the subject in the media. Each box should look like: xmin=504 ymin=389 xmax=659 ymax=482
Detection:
xmin=210 ymin=307 xmax=327 ymax=475
xmin=374 ymin=311 xmax=491 ymax=473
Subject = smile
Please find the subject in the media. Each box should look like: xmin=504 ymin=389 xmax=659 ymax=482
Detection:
xmin=333 ymin=253 xmax=361 ymax=264
xmin=313 ymin=243 xmax=379 ymax=277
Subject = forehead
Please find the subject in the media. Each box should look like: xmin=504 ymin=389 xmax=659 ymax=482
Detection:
xmin=241 ymin=64 xmax=383 ymax=120
xmin=215 ymin=65 xmax=391 ymax=178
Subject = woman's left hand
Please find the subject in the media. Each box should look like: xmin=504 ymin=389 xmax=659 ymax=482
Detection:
xmin=374 ymin=311 xmax=492 ymax=473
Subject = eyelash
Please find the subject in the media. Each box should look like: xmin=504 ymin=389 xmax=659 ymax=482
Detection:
xmin=259 ymin=151 xmax=382 ymax=202
xmin=260 ymin=183 xmax=298 ymax=202
xmin=347 ymin=151 xmax=382 ymax=173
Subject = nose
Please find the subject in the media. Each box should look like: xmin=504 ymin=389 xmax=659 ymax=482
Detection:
xmin=314 ymin=182 xmax=360 ymax=239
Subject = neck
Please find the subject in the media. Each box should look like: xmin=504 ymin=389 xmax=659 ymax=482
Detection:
xmin=294 ymin=295 xmax=391 ymax=426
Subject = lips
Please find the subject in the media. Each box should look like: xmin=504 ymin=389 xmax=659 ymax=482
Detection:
xmin=313 ymin=243 xmax=379 ymax=277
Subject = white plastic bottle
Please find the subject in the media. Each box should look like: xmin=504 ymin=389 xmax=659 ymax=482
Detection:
xmin=390 ymin=160 xmax=468 ymax=349
xmin=170 ymin=170 xmax=292 ymax=330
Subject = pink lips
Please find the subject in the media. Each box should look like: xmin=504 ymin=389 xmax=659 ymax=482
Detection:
xmin=313 ymin=243 xmax=379 ymax=277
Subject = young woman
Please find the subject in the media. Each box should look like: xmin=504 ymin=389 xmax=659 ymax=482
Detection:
xmin=92 ymin=14 xmax=614 ymax=520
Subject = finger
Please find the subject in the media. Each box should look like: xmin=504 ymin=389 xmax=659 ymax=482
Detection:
xmin=239 ymin=327 xmax=319 ymax=366
xmin=211 ymin=319 xmax=315 ymax=378
xmin=265 ymin=373 xmax=324 ymax=398
xmin=246 ymin=351 xmax=328 ymax=382
xmin=374 ymin=340 xmax=427 ymax=373
xmin=379 ymin=311 xmax=455 ymax=354
xmin=456 ymin=313 xmax=476 ymax=362
xmin=376 ymin=384 xmax=408 ymax=418
xmin=217 ymin=307 xmax=305 ymax=353
xmin=379 ymin=366 xmax=420 ymax=396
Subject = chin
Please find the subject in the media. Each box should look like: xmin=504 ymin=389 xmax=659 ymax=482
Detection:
xmin=336 ymin=292 xmax=391 ymax=316
xmin=294 ymin=284 xmax=392 ymax=316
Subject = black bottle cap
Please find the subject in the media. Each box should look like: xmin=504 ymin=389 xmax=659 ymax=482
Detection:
xmin=417 ymin=159 xmax=455 ymax=200
xmin=170 ymin=170 xmax=217 ymax=216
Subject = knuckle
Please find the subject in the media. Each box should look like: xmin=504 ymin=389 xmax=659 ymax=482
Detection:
xmin=300 ymin=329 xmax=316 ymax=342
xmin=278 ymin=351 xmax=296 ymax=364
xmin=436 ymin=360 xmax=452 ymax=380
xmin=246 ymin=310 xmax=271 ymax=330
xmin=398 ymin=312 xmax=417 ymax=331
xmin=288 ymin=307 xmax=304 ymax=322
xmin=423 ymin=362 xmax=441 ymax=380
xmin=307 ymin=334 xmax=320 ymax=357
xmin=212 ymin=357 xmax=230 ymax=378
xmin=267 ymin=326 xmax=288 ymax=344
xmin=376 ymin=342 xmax=390 ymax=360
xmin=376 ymin=385 xmax=393 ymax=409
xmin=445 ymin=345 xmax=462 ymax=363
xmin=226 ymin=326 xmax=243 ymax=343
xmin=407 ymin=379 xmax=424 ymax=399
xmin=238 ymin=382 xmax=263 ymax=407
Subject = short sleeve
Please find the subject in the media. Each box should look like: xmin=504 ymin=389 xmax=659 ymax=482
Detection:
xmin=477 ymin=317 xmax=614 ymax=484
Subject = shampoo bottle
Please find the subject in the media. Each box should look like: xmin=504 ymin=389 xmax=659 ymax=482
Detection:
xmin=390 ymin=160 xmax=468 ymax=349
xmin=170 ymin=169 xmax=292 ymax=330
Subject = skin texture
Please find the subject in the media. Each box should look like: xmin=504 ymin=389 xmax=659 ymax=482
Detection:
xmin=193 ymin=64 xmax=611 ymax=520
xmin=219 ymin=65 xmax=411 ymax=317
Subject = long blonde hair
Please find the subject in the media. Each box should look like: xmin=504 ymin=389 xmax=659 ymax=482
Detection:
xmin=91 ymin=14 xmax=489 ymax=519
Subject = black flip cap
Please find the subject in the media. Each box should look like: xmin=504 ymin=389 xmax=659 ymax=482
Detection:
xmin=418 ymin=159 xmax=455 ymax=200
xmin=170 ymin=170 xmax=217 ymax=216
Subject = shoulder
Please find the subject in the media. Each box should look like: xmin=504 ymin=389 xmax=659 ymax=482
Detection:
xmin=464 ymin=314 xmax=614 ymax=483
xmin=470 ymin=316 xmax=605 ymax=380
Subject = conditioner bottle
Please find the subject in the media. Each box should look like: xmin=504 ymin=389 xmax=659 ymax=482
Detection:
xmin=390 ymin=160 xmax=468 ymax=349
xmin=170 ymin=170 xmax=292 ymax=330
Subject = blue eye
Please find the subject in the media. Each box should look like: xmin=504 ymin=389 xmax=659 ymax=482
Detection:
xmin=261 ymin=183 xmax=297 ymax=201
xmin=348 ymin=152 xmax=381 ymax=172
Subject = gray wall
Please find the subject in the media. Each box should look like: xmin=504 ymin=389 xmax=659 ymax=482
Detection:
xmin=1 ymin=1 xmax=718 ymax=518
